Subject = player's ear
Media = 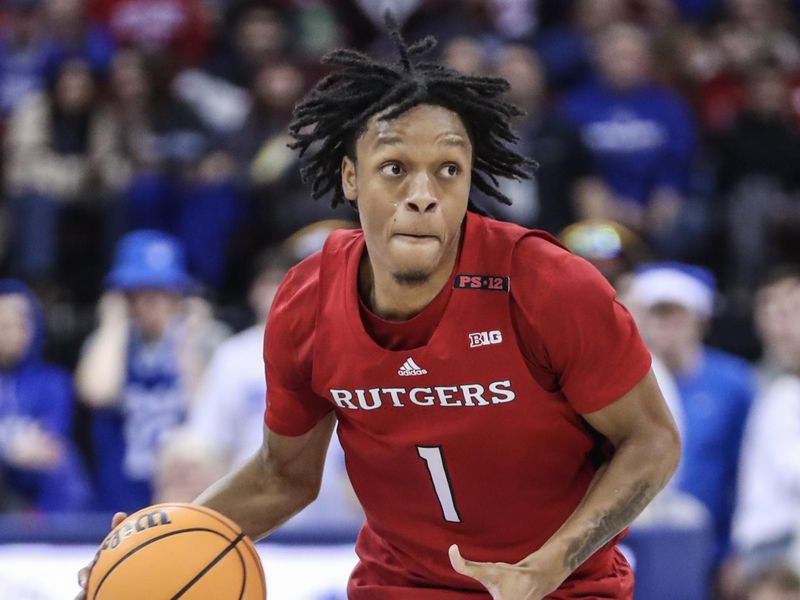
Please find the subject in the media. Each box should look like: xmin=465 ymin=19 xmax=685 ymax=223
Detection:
xmin=342 ymin=155 xmax=358 ymax=206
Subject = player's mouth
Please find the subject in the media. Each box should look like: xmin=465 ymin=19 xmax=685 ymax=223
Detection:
xmin=394 ymin=233 xmax=439 ymax=241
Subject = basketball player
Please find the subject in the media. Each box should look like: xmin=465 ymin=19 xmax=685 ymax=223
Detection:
xmin=78 ymin=20 xmax=679 ymax=600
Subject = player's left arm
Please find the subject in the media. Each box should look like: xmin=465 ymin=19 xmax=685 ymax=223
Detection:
xmin=450 ymin=368 xmax=680 ymax=600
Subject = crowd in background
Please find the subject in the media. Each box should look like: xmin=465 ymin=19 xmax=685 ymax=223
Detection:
xmin=1 ymin=0 xmax=800 ymax=598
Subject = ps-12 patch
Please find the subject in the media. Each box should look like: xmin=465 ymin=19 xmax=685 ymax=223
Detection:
xmin=453 ymin=274 xmax=510 ymax=292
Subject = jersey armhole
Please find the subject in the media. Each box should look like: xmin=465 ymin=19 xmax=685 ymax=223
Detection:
xmin=507 ymin=233 xmax=564 ymax=394
xmin=508 ymin=295 xmax=561 ymax=393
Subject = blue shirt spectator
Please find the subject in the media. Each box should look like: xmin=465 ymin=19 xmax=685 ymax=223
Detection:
xmin=0 ymin=279 xmax=91 ymax=512
xmin=476 ymin=44 xmax=598 ymax=234
xmin=76 ymin=231 xmax=229 ymax=513
xmin=88 ymin=321 xmax=189 ymax=512
xmin=535 ymin=0 xmax=628 ymax=93
xmin=0 ymin=0 xmax=56 ymax=119
xmin=675 ymin=347 xmax=755 ymax=562
xmin=562 ymin=82 xmax=696 ymax=206
xmin=561 ymin=23 xmax=698 ymax=259
xmin=630 ymin=263 xmax=755 ymax=565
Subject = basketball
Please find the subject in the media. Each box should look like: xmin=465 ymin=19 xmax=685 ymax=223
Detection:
xmin=85 ymin=503 xmax=266 ymax=600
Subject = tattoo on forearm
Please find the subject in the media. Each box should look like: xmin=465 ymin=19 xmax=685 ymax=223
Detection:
xmin=563 ymin=480 xmax=654 ymax=571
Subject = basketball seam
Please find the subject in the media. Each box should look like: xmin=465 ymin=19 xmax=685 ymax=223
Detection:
xmin=177 ymin=505 xmax=265 ymax=597
xmin=91 ymin=528 xmax=231 ymax=597
xmin=174 ymin=505 xmax=265 ymax=597
xmin=238 ymin=541 xmax=247 ymax=600
xmin=237 ymin=532 xmax=265 ymax=597
xmin=170 ymin=532 xmax=246 ymax=599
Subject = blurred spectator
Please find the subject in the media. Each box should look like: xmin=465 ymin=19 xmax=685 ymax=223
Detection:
xmin=0 ymin=279 xmax=90 ymax=511
xmin=105 ymin=46 xmax=243 ymax=287
xmin=224 ymin=60 xmax=348 ymax=252
xmin=753 ymin=267 xmax=800 ymax=390
xmin=630 ymin=263 xmax=755 ymax=575
xmin=536 ymin=0 xmax=629 ymax=92
xmin=187 ymin=248 xmax=294 ymax=471
xmin=44 ymin=0 xmax=115 ymax=75
xmin=562 ymin=23 xmax=701 ymax=259
xmin=718 ymin=0 xmax=800 ymax=87
xmin=735 ymin=280 xmax=800 ymax=580
xmin=0 ymin=0 xmax=54 ymax=119
xmin=226 ymin=60 xmax=304 ymax=186
xmin=678 ymin=0 xmax=800 ymax=131
xmin=75 ymin=231 xmax=228 ymax=513
xmin=488 ymin=44 xmax=604 ymax=233
xmin=715 ymin=62 xmax=800 ymax=297
xmin=88 ymin=0 xmax=210 ymax=65
xmin=203 ymin=4 xmax=289 ymax=88
xmin=441 ymin=34 xmax=485 ymax=74
xmin=4 ymin=56 xmax=124 ymax=288
xmin=151 ymin=426 xmax=226 ymax=504
xmin=747 ymin=565 xmax=800 ymax=600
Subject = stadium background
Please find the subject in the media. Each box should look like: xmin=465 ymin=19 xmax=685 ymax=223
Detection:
xmin=0 ymin=0 xmax=799 ymax=598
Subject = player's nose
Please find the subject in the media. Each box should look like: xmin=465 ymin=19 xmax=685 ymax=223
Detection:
xmin=404 ymin=172 xmax=438 ymax=214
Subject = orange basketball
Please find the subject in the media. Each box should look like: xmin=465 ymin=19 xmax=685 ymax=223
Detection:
xmin=86 ymin=503 xmax=266 ymax=600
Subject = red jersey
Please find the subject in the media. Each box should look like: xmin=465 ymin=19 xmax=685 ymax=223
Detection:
xmin=265 ymin=212 xmax=650 ymax=598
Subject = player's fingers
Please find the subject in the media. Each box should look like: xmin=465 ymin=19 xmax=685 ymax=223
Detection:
xmin=74 ymin=513 xmax=126 ymax=600
xmin=75 ymin=565 xmax=90 ymax=599
xmin=78 ymin=565 xmax=89 ymax=588
xmin=448 ymin=544 xmax=484 ymax=579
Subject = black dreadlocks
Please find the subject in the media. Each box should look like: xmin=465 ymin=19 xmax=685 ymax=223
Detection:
xmin=288 ymin=14 xmax=536 ymax=208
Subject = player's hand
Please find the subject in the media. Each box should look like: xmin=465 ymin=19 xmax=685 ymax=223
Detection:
xmin=74 ymin=512 xmax=128 ymax=600
xmin=448 ymin=544 xmax=566 ymax=600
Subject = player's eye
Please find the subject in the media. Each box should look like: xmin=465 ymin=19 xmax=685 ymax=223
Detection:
xmin=379 ymin=162 xmax=404 ymax=177
xmin=439 ymin=163 xmax=460 ymax=178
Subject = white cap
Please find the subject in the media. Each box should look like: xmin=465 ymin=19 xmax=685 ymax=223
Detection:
xmin=630 ymin=264 xmax=715 ymax=317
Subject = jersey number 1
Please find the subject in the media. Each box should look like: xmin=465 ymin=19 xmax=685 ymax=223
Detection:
xmin=416 ymin=446 xmax=462 ymax=523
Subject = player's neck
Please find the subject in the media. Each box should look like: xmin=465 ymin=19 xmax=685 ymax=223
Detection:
xmin=359 ymin=242 xmax=459 ymax=322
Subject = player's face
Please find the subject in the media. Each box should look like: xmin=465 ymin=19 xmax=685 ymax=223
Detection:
xmin=342 ymin=104 xmax=472 ymax=285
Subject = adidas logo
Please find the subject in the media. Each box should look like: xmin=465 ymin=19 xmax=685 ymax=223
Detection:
xmin=398 ymin=358 xmax=428 ymax=376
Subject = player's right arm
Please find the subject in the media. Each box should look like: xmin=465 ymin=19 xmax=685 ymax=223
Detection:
xmin=194 ymin=418 xmax=336 ymax=540
xmin=74 ymin=421 xmax=336 ymax=599
xmin=201 ymin=252 xmax=339 ymax=539
xmin=198 ymin=253 xmax=336 ymax=539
